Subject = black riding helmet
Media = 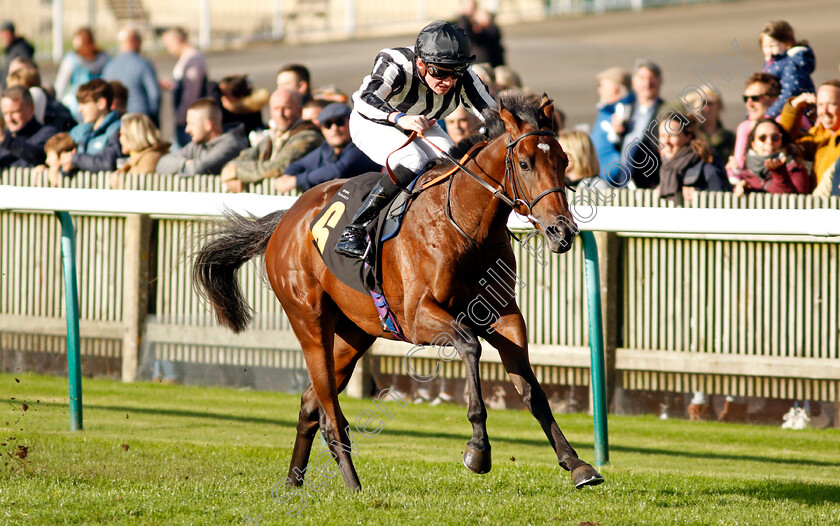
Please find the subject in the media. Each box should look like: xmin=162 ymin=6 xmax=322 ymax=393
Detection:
xmin=415 ymin=20 xmax=476 ymax=66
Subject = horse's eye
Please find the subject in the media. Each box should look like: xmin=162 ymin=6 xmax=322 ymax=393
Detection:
xmin=518 ymin=160 xmax=529 ymax=171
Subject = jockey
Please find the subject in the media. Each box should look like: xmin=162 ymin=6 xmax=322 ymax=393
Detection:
xmin=334 ymin=20 xmax=497 ymax=259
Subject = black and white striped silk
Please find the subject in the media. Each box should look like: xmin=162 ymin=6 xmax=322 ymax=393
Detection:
xmin=351 ymin=47 xmax=496 ymax=126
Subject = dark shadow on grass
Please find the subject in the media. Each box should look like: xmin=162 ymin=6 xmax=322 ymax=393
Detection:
xmin=20 ymin=398 xmax=839 ymax=471
xmin=606 ymin=443 xmax=840 ymax=469
xmin=330 ymin=423 xmax=840 ymax=470
xmin=79 ymin=402 xmax=840 ymax=470
xmin=23 ymin=400 xmax=299 ymax=429
xmin=704 ymin=480 xmax=840 ymax=505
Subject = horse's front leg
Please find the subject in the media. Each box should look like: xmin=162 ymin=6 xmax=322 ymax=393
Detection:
xmin=485 ymin=311 xmax=604 ymax=488
xmin=412 ymin=299 xmax=491 ymax=474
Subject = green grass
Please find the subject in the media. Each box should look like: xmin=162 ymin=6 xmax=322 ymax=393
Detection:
xmin=2 ymin=372 xmax=838 ymax=525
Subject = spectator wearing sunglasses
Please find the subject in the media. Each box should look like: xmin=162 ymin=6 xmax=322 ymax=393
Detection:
xmin=334 ymin=20 xmax=496 ymax=260
xmin=727 ymin=73 xmax=781 ymax=173
xmin=727 ymin=118 xmax=810 ymax=196
xmin=273 ymin=102 xmax=381 ymax=193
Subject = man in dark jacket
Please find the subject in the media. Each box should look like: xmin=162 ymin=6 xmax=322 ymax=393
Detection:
xmin=456 ymin=1 xmax=505 ymax=68
xmin=0 ymin=86 xmax=57 ymax=167
xmin=273 ymin=102 xmax=380 ymax=192
xmin=1 ymin=21 xmax=35 ymax=91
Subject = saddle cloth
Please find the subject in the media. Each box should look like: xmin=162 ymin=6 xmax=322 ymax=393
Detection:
xmin=309 ymin=171 xmax=416 ymax=296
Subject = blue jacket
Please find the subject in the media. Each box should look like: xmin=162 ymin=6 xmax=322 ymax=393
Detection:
xmin=69 ymin=110 xmax=122 ymax=172
xmin=0 ymin=119 xmax=58 ymax=168
xmin=591 ymin=92 xmax=634 ymax=180
xmin=764 ymin=46 xmax=816 ymax=118
xmin=102 ymin=51 xmax=161 ymax=121
xmin=285 ymin=141 xmax=381 ymax=190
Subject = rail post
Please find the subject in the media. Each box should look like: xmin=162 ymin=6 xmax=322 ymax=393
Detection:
xmin=580 ymin=231 xmax=608 ymax=466
xmin=55 ymin=212 xmax=83 ymax=431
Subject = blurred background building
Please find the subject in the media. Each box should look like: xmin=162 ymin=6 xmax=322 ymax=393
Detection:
xmin=4 ymin=0 xmax=719 ymax=63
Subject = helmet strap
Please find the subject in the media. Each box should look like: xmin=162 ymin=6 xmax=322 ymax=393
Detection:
xmin=416 ymin=59 xmax=429 ymax=85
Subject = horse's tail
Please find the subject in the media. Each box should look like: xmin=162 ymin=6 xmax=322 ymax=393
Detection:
xmin=193 ymin=209 xmax=286 ymax=333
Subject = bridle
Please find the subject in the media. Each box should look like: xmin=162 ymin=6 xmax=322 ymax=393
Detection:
xmin=502 ymin=130 xmax=568 ymax=222
xmin=417 ymin=129 xmax=568 ymax=245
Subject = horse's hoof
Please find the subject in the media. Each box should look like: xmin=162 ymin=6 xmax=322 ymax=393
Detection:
xmin=463 ymin=445 xmax=492 ymax=474
xmin=572 ymin=464 xmax=604 ymax=488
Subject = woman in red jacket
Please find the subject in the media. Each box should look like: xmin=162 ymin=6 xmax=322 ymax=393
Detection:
xmin=728 ymin=118 xmax=811 ymax=196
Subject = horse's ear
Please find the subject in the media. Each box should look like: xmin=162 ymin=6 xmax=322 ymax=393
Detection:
xmin=539 ymin=93 xmax=555 ymax=131
xmin=499 ymin=105 xmax=521 ymax=135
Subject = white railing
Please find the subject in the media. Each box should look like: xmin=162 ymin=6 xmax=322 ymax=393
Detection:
xmin=3 ymin=184 xmax=839 ymax=461
xmin=0 ymin=187 xmax=294 ymax=218
xmin=5 ymin=187 xmax=840 ymax=237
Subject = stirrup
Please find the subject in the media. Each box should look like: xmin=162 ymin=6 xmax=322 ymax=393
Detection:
xmin=334 ymin=226 xmax=369 ymax=259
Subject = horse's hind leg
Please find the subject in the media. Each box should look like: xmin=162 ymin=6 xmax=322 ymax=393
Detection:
xmin=286 ymin=385 xmax=320 ymax=488
xmin=286 ymin=316 xmax=374 ymax=490
xmin=486 ymin=312 xmax=604 ymax=488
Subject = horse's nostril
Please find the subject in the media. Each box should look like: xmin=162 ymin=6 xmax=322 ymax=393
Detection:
xmin=546 ymin=225 xmax=561 ymax=238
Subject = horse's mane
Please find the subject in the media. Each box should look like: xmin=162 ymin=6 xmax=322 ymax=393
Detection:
xmin=442 ymin=92 xmax=544 ymax=164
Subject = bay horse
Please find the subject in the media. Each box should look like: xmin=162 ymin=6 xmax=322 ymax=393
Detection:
xmin=193 ymin=92 xmax=604 ymax=492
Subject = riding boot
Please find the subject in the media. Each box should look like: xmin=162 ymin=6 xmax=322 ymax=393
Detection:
xmin=333 ymin=182 xmax=398 ymax=259
xmin=335 ymin=165 xmax=419 ymax=259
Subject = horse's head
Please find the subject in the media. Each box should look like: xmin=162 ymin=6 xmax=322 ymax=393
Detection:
xmin=494 ymin=93 xmax=577 ymax=254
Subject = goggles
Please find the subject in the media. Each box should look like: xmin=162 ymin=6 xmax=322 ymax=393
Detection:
xmin=425 ymin=63 xmax=468 ymax=80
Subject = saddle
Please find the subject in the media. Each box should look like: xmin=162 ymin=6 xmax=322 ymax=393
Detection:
xmin=309 ymin=171 xmax=418 ymax=297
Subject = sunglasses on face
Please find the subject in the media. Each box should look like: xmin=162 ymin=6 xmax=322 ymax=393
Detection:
xmin=321 ymin=117 xmax=348 ymax=129
xmin=757 ymin=133 xmax=781 ymax=143
xmin=743 ymin=93 xmax=768 ymax=103
xmin=425 ymin=63 xmax=467 ymax=80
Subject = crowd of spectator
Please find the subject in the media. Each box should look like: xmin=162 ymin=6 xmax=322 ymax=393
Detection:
xmin=590 ymin=18 xmax=839 ymax=200
xmin=1 ymin=12 xmax=839 ymax=200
